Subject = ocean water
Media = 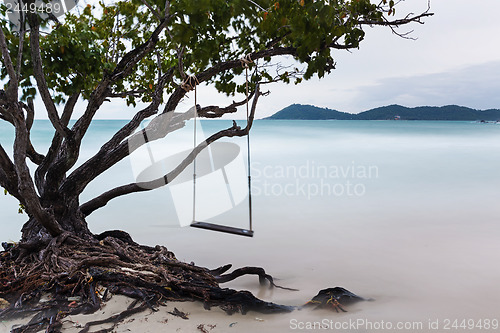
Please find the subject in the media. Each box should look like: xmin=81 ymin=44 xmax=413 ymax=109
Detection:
xmin=1 ymin=119 xmax=500 ymax=331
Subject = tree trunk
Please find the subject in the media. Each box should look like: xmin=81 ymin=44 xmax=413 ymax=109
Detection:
xmin=21 ymin=199 xmax=93 ymax=243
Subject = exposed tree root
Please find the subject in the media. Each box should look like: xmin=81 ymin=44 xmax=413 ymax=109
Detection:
xmin=0 ymin=231 xmax=367 ymax=332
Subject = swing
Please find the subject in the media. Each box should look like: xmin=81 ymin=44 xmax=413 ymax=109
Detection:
xmin=189 ymin=57 xmax=254 ymax=237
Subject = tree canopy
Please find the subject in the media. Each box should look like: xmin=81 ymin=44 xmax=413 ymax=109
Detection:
xmin=2 ymin=0 xmax=431 ymax=102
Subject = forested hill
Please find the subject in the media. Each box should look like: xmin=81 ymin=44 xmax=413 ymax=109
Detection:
xmin=266 ymin=104 xmax=356 ymax=120
xmin=266 ymin=104 xmax=500 ymax=121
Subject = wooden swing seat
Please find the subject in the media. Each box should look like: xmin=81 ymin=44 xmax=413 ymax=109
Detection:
xmin=190 ymin=221 xmax=254 ymax=237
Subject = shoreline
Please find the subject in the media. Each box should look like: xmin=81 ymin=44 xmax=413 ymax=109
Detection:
xmin=1 ymin=295 xmax=319 ymax=333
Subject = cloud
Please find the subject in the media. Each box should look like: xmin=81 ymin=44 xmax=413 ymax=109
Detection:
xmin=345 ymin=61 xmax=500 ymax=112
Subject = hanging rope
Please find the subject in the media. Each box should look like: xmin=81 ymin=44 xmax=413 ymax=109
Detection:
xmin=181 ymin=75 xmax=199 ymax=92
xmin=240 ymin=54 xmax=254 ymax=232
xmin=184 ymin=75 xmax=199 ymax=223
xmin=240 ymin=54 xmax=253 ymax=68
xmin=189 ymin=56 xmax=255 ymax=236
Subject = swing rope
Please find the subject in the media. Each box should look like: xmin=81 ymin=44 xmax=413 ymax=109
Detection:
xmin=241 ymin=55 xmax=253 ymax=232
xmin=189 ymin=55 xmax=255 ymax=236
xmin=181 ymin=75 xmax=200 ymax=224
xmin=192 ymin=77 xmax=198 ymax=225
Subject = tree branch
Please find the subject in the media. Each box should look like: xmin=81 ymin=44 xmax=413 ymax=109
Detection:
xmin=42 ymin=18 xmax=171 ymax=200
xmin=26 ymin=142 xmax=45 ymax=165
xmin=34 ymin=92 xmax=80 ymax=195
xmin=70 ymin=16 xmax=170 ymax=151
xmin=198 ymin=91 xmax=256 ymax=118
xmin=359 ymin=10 xmax=433 ymax=27
xmin=164 ymin=46 xmax=297 ymax=114
xmin=27 ymin=14 xmax=69 ymax=139
xmin=59 ymin=68 xmax=175 ymax=197
xmin=0 ymin=29 xmax=16 ymax=80
xmin=24 ymin=98 xmax=35 ymax=131
xmin=67 ymin=47 xmax=292 ymax=201
xmin=0 ymin=143 xmax=21 ymax=201
xmin=79 ymin=84 xmax=261 ymax=216
xmin=0 ymin=21 xmax=18 ymax=99
xmin=139 ymin=0 xmax=162 ymax=22
xmin=106 ymin=89 xmax=148 ymax=98
xmin=12 ymin=113 xmax=64 ymax=236
xmin=61 ymin=92 xmax=80 ymax=127
xmin=15 ymin=13 xmax=25 ymax=79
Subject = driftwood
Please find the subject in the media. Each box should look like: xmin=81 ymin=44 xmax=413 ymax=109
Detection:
xmin=0 ymin=230 xmax=366 ymax=332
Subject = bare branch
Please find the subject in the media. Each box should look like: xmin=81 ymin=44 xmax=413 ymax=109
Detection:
xmin=15 ymin=14 xmax=25 ymax=79
xmin=59 ymin=68 xmax=175 ymax=197
xmin=27 ymin=14 xmax=69 ymax=138
xmin=69 ymin=46 xmax=296 ymax=202
xmin=40 ymin=18 xmax=172 ymax=199
xmin=0 ymin=22 xmax=18 ymax=99
xmin=358 ymin=9 xmax=434 ymax=40
xmin=164 ymin=0 xmax=170 ymax=19
xmin=164 ymin=46 xmax=297 ymax=114
xmin=140 ymin=0 xmax=162 ymax=21
xmin=0 ymin=143 xmax=20 ymax=200
xmin=0 ymin=28 xmax=16 ymax=80
xmin=359 ymin=10 xmax=433 ymax=27
xmin=198 ymin=90 xmax=256 ymax=118
xmin=177 ymin=46 xmax=187 ymax=80
xmin=33 ymin=92 xmax=79 ymax=194
xmin=24 ymin=98 xmax=35 ymax=131
xmin=72 ymin=16 xmax=170 ymax=144
xmin=12 ymin=113 xmax=64 ymax=236
xmin=106 ymin=89 xmax=148 ymax=98
xmin=79 ymin=84 xmax=261 ymax=216
xmin=26 ymin=142 xmax=45 ymax=165
xmin=61 ymin=92 xmax=80 ymax=127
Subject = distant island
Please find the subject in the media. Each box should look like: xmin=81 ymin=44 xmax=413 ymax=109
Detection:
xmin=266 ymin=104 xmax=500 ymax=121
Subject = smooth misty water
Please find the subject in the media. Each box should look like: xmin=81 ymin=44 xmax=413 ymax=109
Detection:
xmin=1 ymin=120 xmax=500 ymax=331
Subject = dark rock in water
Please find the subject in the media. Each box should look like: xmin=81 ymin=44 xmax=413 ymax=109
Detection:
xmin=303 ymin=287 xmax=368 ymax=312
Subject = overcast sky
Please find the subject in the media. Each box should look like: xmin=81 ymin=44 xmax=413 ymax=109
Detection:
xmin=249 ymin=0 xmax=500 ymax=117
xmin=45 ymin=0 xmax=500 ymax=119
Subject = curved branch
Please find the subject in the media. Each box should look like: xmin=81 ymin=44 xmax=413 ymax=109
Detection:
xmin=198 ymin=92 xmax=255 ymax=118
xmin=12 ymin=113 xmax=64 ymax=236
xmin=163 ymin=46 xmax=297 ymax=113
xmin=34 ymin=92 xmax=81 ymax=194
xmin=80 ymin=84 xmax=261 ymax=216
xmin=106 ymin=89 xmax=148 ymax=98
xmin=70 ymin=16 xmax=170 ymax=146
xmin=24 ymin=98 xmax=35 ymax=131
xmin=61 ymin=92 xmax=80 ymax=127
xmin=26 ymin=142 xmax=45 ymax=165
xmin=60 ymin=69 xmax=175 ymax=197
xmin=67 ymin=81 xmax=257 ymax=200
xmin=0 ymin=143 xmax=21 ymax=201
xmin=359 ymin=10 xmax=434 ymax=27
xmin=43 ymin=18 xmax=171 ymax=200
xmin=358 ymin=9 xmax=434 ymax=40
xmin=140 ymin=0 xmax=162 ymax=22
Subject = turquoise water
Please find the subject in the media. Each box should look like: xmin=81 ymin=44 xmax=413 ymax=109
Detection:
xmin=1 ymin=119 xmax=500 ymax=328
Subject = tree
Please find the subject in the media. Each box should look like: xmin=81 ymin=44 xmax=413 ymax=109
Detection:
xmin=0 ymin=0 xmax=432 ymax=330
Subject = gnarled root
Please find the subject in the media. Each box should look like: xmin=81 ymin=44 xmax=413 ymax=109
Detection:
xmin=0 ymin=231 xmax=367 ymax=332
